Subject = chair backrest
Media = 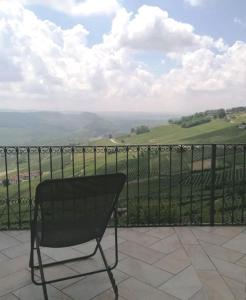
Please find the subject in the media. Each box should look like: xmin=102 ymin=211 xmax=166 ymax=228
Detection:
xmin=34 ymin=173 xmax=126 ymax=247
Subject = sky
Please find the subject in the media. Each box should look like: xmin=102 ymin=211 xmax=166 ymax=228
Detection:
xmin=0 ymin=0 xmax=246 ymax=113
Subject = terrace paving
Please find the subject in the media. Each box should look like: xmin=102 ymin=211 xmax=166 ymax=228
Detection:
xmin=0 ymin=227 xmax=245 ymax=299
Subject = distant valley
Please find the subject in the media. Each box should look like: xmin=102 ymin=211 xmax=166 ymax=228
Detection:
xmin=0 ymin=111 xmax=173 ymax=145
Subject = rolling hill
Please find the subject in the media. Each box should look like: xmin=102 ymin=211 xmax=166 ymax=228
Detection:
xmin=94 ymin=113 xmax=246 ymax=145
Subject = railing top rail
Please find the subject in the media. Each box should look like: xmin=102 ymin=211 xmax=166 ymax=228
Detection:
xmin=0 ymin=143 xmax=246 ymax=148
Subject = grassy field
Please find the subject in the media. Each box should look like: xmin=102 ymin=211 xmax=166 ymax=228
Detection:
xmin=92 ymin=118 xmax=246 ymax=145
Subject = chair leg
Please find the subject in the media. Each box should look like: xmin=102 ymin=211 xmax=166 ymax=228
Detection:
xmin=96 ymin=239 xmax=118 ymax=299
xmin=36 ymin=241 xmax=49 ymax=300
xmin=29 ymin=227 xmax=36 ymax=283
xmin=29 ymin=225 xmax=34 ymax=268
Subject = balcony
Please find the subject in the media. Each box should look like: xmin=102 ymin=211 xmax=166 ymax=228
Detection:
xmin=0 ymin=226 xmax=246 ymax=299
xmin=0 ymin=144 xmax=245 ymax=299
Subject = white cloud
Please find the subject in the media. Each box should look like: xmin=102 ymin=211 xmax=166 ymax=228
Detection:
xmin=184 ymin=0 xmax=205 ymax=7
xmin=152 ymin=42 xmax=246 ymax=112
xmin=0 ymin=2 xmax=155 ymax=111
xmin=234 ymin=17 xmax=246 ymax=28
xmin=22 ymin=0 xmax=121 ymax=16
xmin=0 ymin=2 xmax=245 ymax=113
xmin=104 ymin=6 xmax=225 ymax=54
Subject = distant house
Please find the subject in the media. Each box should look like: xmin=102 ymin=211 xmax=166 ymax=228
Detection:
xmin=5 ymin=171 xmax=41 ymax=185
xmin=21 ymin=171 xmax=40 ymax=181
xmin=9 ymin=176 xmax=18 ymax=184
xmin=238 ymin=123 xmax=246 ymax=129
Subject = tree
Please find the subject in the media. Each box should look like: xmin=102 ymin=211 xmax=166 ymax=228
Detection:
xmin=217 ymin=109 xmax=226 ymax=119
xmin=135 ymin=125 xmax=150 ymax=135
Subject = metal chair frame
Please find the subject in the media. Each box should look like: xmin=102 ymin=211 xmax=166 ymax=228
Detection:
xmin=29 ymin=174 xmax=125 ymax=300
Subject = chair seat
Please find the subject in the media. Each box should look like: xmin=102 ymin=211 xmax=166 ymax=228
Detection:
xmin=37 ymin=222 xmax=102 ymax=248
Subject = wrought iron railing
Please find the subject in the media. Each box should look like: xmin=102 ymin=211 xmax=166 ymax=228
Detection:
xmin=0 ymin=144 xmax=245 ymax=229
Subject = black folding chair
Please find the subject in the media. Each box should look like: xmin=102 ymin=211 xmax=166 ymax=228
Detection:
xmin=29 ymin=173 xmax=126 ymax=300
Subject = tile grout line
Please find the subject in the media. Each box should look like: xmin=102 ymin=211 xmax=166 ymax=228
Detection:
xmin=198 ymin=239 xmax=245 ymax=264
xmin=234 ymin=253 xmax=246 ymax=264
xmin=219 ymin=231 xmax=243 ymax=247
xmin=118 ymin=241 xmax=164 ymax=265
xmin=117 ymin=259 xmax=174 ymax=289
xmin=10 ymin=292 xmax=21 ymax=300
xmin=194 ymin=229 xmax=239 ymax=299
xmin=3 ymin=230 xmax=29 ymax=244
xmin=144 ymin=228 xmax=175 ymax=240
xmin=191 ymin=227 xmax=242 ymax=246
xmin=146 ymin=232 xmax=179 ymax=248
xmin=0 ymin=249 xmax=13 ymax=260
xmin=117 ymin=232 xmax=159 ymax=248
xmin=50 ymin=282 xmax=75 ymax=300
xmin=174 ymin=227 xmax=210 ymax=299
xmin=2 ymin=273 xmax=33 ymax=299
xmin=89 ymin=276 xmax=130 ymax=300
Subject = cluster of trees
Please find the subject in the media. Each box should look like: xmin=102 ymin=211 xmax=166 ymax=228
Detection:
xmin=131 ymin=125 xmax=150 ymax=135
xmin=226 ymin=106 xmax=246 ymax=114
xmin=169 ymin=108 xmax=226 ymax=128
xmin=205 ymin=108 xmax=226 ymax=119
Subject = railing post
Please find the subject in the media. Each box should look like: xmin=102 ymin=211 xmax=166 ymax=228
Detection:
xmin=210 ymin=144 xmax=216 ymax=226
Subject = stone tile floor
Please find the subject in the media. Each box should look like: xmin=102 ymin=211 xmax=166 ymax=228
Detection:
xmin=0 ymin=227 xmax=246 ymax=299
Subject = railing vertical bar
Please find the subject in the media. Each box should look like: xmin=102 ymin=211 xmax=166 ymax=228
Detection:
xmin=4 ymin=148 xmax=10 ymax=229
xmin=242 ymin=145 xmax=246 ymax=223
xmin=179 ymin=146 xmax=183 ymax=225
xmin=232 ymin=145 xmax=236 ymax=224
xmin=61 ymin=147 xmax=64 ymax=179
xmin=200 ymin=145 xmax=204 ymax=225
xmin=126 ymin=146 xmax=129 ymax=226
xmin=158 ymin=146 xmax=161 ymax=225
xmin=115 ymin=147 xmax=119 ymax=223
xmin=94 ymin=147 xmax=97 ymax=175
xmin=222 ymin=145 xmax=226 ymax=224
xmin=38 ymin=147 xmax=42 ymax=182
xmin=72 ymin=146 xmax=75 ymax=177
xmin=168 ymin=145 xmax=172 ymax=224
xmin=104 ymin=146 xmax=107 ymax=174
xmin=83 ymin=147 xmax=86 ymax=176
xmin=60 ymin=147 xmax=64 ymax=217
xmin=115 ymin=147 xmax=118 ymax=173
xmin=210 ymin=144 xmax=216 ymax=226
xmin=147 ymin=146 xmax=150 ymax=225
xmin=16 ymin=147 xmax=21 ymax=229
xmin=49 ymin=147 xmax=53 ymax=179
xmin=137 ymin=146 xmax=140 ymax=225
xmin=27 ymin=147 xmax=32 ymax=225
xmin=190 ymin=145 xmax=194 ymax=224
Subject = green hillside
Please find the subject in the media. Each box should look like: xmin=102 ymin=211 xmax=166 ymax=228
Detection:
xmin=96 ymin=118 xmax=246 ymax=145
